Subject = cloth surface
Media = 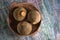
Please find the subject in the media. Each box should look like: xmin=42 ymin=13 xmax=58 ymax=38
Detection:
xmin=0 ymin=0 xmax=59 ymax=40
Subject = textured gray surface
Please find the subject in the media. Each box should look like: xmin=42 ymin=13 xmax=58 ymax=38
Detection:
xmin=0 ymin=0 xmax=59 ymax=40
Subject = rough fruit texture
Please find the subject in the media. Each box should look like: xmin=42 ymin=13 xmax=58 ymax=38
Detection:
xmin=17 ymin=21 xmax=32 ymax=35
xmin=13 ymin=7 xmax=27 ymax=21
xmin=27 ymin=10 xmax=41 ymax=24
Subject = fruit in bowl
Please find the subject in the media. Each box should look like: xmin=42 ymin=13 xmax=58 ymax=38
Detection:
xmin=7 ymin=2 xmax=42 ymax=36
xmin=17 ymin=21 xmax=32 ymax=35
xmin=13 ymin=7 xmax=27 ymax=21
xmin=27 ymin=10 xmax=41 ymax=24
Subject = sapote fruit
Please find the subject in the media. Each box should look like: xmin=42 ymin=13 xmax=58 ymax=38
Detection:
xmin=13 ymin=7 xmax=27 ymax=21
xmin=27 ymin=10 xmax=41 ymax=24
xmin=17 ymin=21 xmax=32 ymax=35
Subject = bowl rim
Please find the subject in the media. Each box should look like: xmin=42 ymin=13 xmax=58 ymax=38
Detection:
xmin=7 ymin=2 xmax=42 ymax=36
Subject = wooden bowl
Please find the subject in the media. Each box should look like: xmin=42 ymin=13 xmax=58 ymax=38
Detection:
xmin=7 ymin=2 xmax=42 ymax=36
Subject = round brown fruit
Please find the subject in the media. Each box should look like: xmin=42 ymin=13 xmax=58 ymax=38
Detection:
xmin=13 ymin=7 xmax=27 ymax=21
xmin=27 ymin=10 xmax=41 ymax=24
xmin=17 ymin=21 xmax=32 ymax=35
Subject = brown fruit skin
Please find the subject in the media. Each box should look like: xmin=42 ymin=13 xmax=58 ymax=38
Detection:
xmin=17 ymin=21 xmax=32 ymax=35
xmin=27 ymin=10 xmax=41 ymax=24
xmin=13 ymin=7 xmax=27 ymax=21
